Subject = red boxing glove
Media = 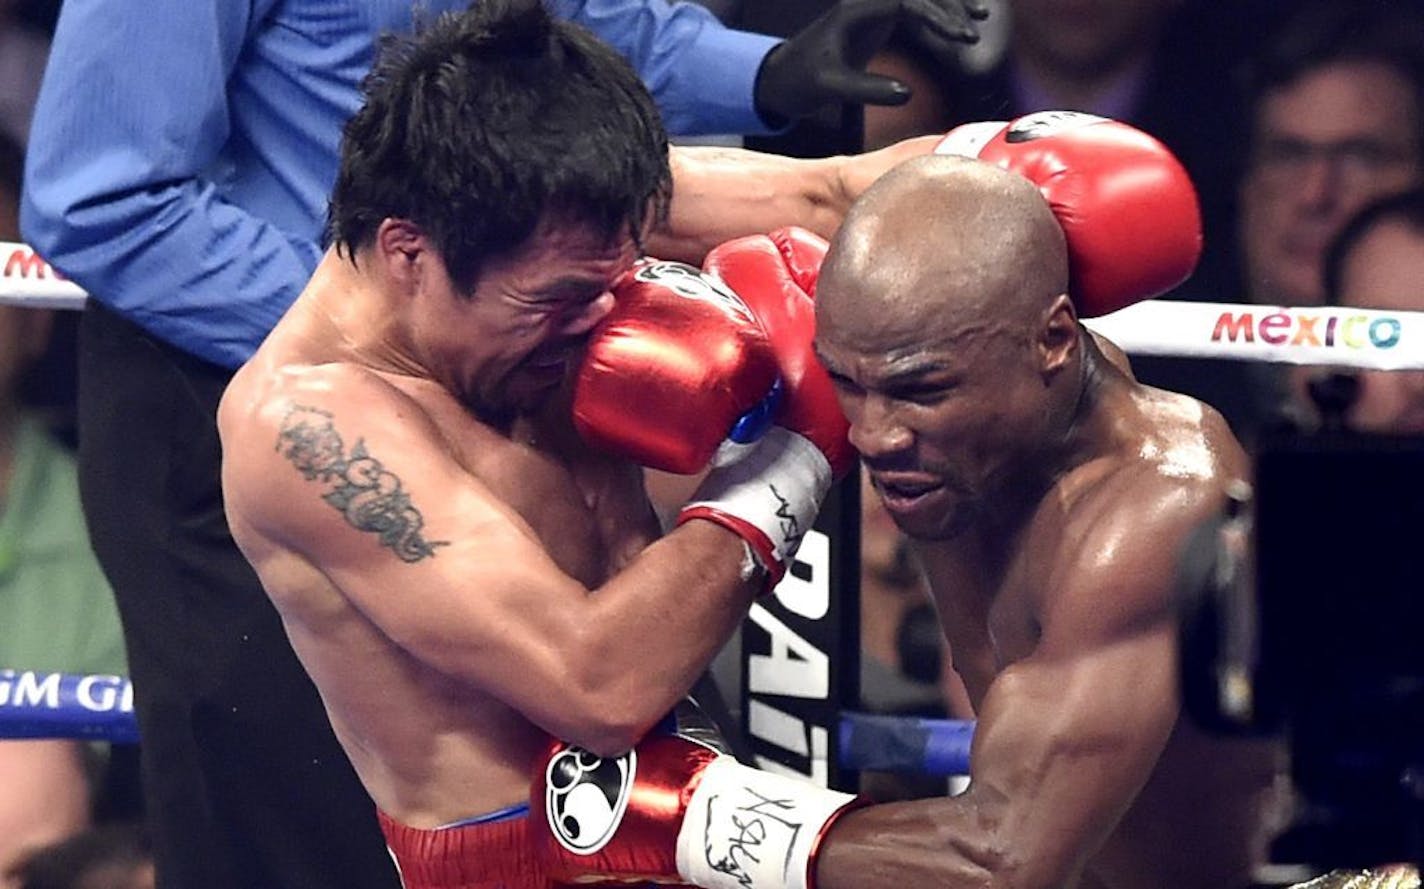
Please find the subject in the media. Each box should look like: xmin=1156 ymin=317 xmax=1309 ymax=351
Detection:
xmin=699 ymin=228 xmax=854 ymax=478
xmin=532 ymin=713 xmax=860 ymax=889
xmin=672 ymin=229 xmax=854 ymax=585
xmin=934 ymin=111 xmax=1202 ymax=317
xmin=574 ymin=260 xmax=780 ymax=474
xmin=767 ymin=224 xmax=829 ymax=297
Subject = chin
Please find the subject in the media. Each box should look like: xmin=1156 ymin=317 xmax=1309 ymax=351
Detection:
xmin=894 ymin=501 xmax=976 ymax=542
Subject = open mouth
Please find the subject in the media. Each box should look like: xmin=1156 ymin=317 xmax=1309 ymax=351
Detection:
xmin=870 ymin=475 xmax=945 ymax=512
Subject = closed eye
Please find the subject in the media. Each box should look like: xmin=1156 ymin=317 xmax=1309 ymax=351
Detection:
xmin=888 ymin=384 xmax=952 ymax=406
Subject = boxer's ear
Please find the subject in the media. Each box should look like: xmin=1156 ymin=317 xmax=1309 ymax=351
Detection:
xmin=374 ymin=218 xmax=443 ymax=298
xmin=1037 ymin=292 xmax=1078 ymax=377
xmin=375 ymin=218 xmax=426 ymax=270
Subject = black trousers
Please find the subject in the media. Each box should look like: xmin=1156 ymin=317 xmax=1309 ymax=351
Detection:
xmin=77 ymin=302 xmax=399 ymax=889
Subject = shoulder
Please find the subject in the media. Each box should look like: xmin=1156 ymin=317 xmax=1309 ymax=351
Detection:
xmin=218 ymin=358 xmax=442 ymax=528
xmin=220 ymin=357 xmax=422 ymax=447
xmin=1078 ymin=393 xmax=1243 ymax=550
xmin=1052 ymin=411 xmax=1242 ymax=617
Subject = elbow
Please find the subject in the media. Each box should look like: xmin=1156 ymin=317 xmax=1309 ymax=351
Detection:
xmin=551 ymin=656 xmax=670 ymax=756
xmin=17 ymin=184 xmax=92 ymax=272
xmin=554 ymin=685 xmax=664 ymax=758
xmin=18 ymin=191 xmax=63 ymax=258
xmin=933 ymin=791 xmax=1068 ymax=889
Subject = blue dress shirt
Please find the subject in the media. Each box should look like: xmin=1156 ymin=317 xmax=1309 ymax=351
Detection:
xmin=20 ymin=0 xmax=779 ymax=369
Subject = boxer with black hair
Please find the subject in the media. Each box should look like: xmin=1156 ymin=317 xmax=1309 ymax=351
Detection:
xmin=215 ymin=3 xmax=928 ymax=886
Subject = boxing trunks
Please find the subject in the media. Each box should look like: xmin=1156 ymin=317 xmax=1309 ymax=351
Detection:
xmin=377 ymin=805 xmax=693 ymax=889
xmin=378 ymin=804 xmax=546 ymax=889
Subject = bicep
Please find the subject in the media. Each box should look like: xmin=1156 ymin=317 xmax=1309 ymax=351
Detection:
xmin=967 ymin=619 xmax=1179 ymax=880
xmin=226 ymin=393 xmax=591 ymax=715
xmin=964 ymin=495 xmax=1212 ymax=880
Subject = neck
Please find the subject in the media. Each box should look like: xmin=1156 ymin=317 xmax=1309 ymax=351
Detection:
xmin=988 ymin=340 xmax=1115 ymax=545
xmin=1059 ymin=334 xmax=1122 ymax=461
xmin=302 ymin=252 xmax=430 ymax=379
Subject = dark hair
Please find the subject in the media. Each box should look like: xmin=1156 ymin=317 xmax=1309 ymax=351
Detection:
xmin=326 ymin=0 xmax=671 ymax=292
xmin=1242 ymin=0 xmax=1424 ymax=145
xmin=1323 ymin=186 xmax=1424 ymax=305
xmin=10 ymin=822 xmax=152 ymax=889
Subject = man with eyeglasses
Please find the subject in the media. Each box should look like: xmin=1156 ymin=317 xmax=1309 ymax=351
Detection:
xmin=1237 ymin=0 xmax=1424 ymax=310
xmin=1143 ymin=0 xmax=1424 ymax=446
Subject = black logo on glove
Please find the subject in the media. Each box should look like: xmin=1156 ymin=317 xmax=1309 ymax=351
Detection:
xmin=634 ymin=261 xmax=756 ymax=324
xmin=770 ymin=483 xmax=803 ymax=555
xmin=1006 ymin=110 xmax=1104 ymax=142
xmin=544 ymin=745 xmax=636 ymax=854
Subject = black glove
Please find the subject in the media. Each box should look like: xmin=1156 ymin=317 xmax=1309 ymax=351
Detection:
xmin=752 ymin=0 xmax=989 ymax=126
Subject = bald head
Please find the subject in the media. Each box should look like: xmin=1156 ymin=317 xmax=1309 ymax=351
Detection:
xmin=819 ymin=155 xmax=1069 ymax=340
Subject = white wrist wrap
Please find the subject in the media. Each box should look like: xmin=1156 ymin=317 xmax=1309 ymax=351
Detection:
xmin=932 ymin=120 xmax=1004 ymax=158
xmin=681 ymin=427 xmax=832 ymax=570
xmin=676 ymin=757 xmax=857 ymax=889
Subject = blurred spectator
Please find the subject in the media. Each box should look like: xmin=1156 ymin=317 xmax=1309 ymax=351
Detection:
xmin=0 ymin=134 xmax=127 ymax=889
xmin=1234 ymin=0 xmax=1424 ymax=440
xmin=1109 ymin=0 xmax=1424 ymax=444
xmin=6 ymin=823 xmax=153 ymax=889
xmin=0 ymin=0 xmax=48 ymax=145
xmin=984 ymin=0 xmax=1185 ymax=116
xmin=1236 ymin=1 xmax=1424 ymax=309
xmin=1289 ymin=188 xmax=1424 ymax=435
xmin=946 ymin=0 xmax=1257 ymax=291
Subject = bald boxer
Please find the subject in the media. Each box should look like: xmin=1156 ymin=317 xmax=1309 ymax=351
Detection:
xmin=803 ymin=155 xmax=1280 ymax=889
xmin=515 ymin=113 xmax=1289 ymax=889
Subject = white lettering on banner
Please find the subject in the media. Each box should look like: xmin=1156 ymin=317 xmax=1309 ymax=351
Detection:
xmin=745 ymin=527 xmax=836 ymax=786
xmin=747 ymin=605 xmax=828 ymax=699
xmin=0 ymin=670 xmax=62 ymax=708
xmin=771 ymin=531 xmax=829 ymax=620
xmin=748 ymin=699 xmax=808 ymax=756
xmin=749 ymin=698 xmax=829 ymax=786
xmin=77 ymin=675 xmax=133 ymax=712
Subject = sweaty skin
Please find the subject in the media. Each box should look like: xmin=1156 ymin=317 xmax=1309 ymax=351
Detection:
xmin=812 ymin=156 xmax=1279 ymax=889
xmin=218 ymin=218 xmax=766 ymax=827
xmin=216 ymin=143 xmax=932 ymax=830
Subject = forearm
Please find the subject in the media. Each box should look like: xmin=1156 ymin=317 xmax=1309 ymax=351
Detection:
xmin=816 ymin=792 xmax=1037 ymax=889
xmin=835 ymin=135 xmax=944 ymax=208
xmin=651 ymin=136 xmax=942 ymax=265
xmin=550 ymin=520 xmax=758 ymax=753
xmin=650 ymin=146 xmax=850 ymax=264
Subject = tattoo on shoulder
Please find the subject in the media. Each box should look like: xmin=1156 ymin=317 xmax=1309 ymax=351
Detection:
xmin=276 ymin=405 xmax=449 ymax=563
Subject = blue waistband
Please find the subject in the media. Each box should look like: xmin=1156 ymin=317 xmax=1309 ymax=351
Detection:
xmin=437 ymin=802 xmax=530 ymax=829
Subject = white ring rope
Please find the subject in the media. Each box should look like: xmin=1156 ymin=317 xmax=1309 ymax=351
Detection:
xmin=3 ymin=240 xmax=1423 ymax=370
xmin=1083 ymin=300 xmax=1424 ymax=371
xmin=0 ymin=241 xmax=90 ymax=309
